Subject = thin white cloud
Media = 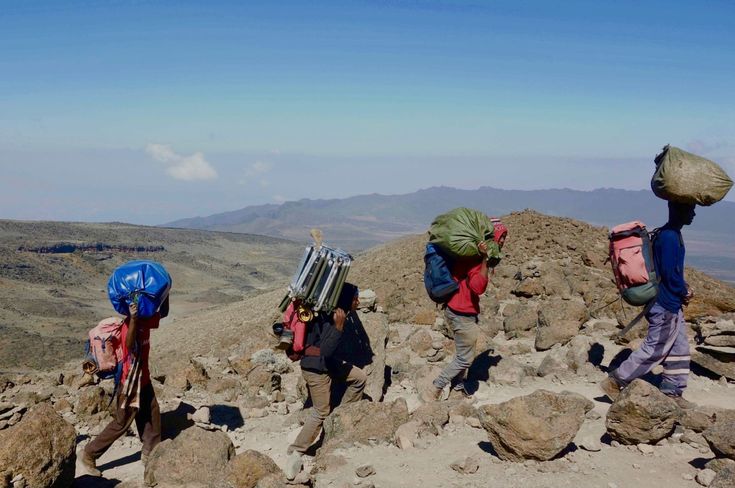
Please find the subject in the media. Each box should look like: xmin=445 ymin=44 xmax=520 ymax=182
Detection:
xmin=273 ymin=194 xmax=287 ymax=203
xmin=145 ymin=143 xmax=218 ymax=181
xmin=239 ymin=160 xmax=274 ymax=185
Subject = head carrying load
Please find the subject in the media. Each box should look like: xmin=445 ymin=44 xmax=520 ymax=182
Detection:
xmin=651 ymin=145 xmax=733 ymax=206
xmin=278 ymin=244 xmax=353 ymax=320
xmin=108 ymin=260 xmax=172 ymax=318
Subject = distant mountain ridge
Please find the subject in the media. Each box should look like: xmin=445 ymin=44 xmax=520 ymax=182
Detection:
xmin=166 ymin=186 xmax=732 ymax=235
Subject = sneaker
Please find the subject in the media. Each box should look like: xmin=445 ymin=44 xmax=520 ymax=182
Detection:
xmin=80 ymin=450 xmax=102 ymax=477
xmin=599 ymin=376 xmax=622 ymax=401
xmin=420 ymin=384 xmax=442 ymax=403
xmin=666 ymin=394 xmax=695 ymax=409
xmin=285 ymin=451 xmax=303 ymax=481
xmin=450 ymin=382 xmax=473 ymax=399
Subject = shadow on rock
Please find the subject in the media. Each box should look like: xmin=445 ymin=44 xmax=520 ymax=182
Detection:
xmin=210 ymin=404 xmax=245 ymax=431
xmin=162 ymin=401 xmax=196 ymax=440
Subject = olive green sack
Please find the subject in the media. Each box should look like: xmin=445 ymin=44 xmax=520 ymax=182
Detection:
xmin=651 ymin=145 xmax=733 ymax=206
xmin=429 ymin=207 xmax=502 ymax=259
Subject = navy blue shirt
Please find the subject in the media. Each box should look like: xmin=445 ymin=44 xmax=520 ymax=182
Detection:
xmin=653 ymin=225 xmax=688 ymax=312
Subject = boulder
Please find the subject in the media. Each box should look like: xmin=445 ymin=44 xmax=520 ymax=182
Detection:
xmin=704 ymin=416 xmax=735 ymax=460
xmin=512 ymin=278 xmax=544 ymax=298
xmin=225 ymin=450 xmax=284 ymax=488
xmin=691 ymin=348 xmax=735 ymax=381
xmin=409 ymin=328 xmax=434 ymax=357
xmin=606 ymin=380 xmax=681 ymax=445
xmin=711 ymin=465 xmax=735 ymax=488
xmin=487 ymin=357 xmax=531 ymax=386
xmin=355 ymin=311 xmax=389 ymax=402
xmin=478 ymin=390 xmax=592 ymax=462
xmin=503 ymin=306 xmax=538 ymax=338
xmin=537 ymin=336 xmax=596 ymax=378
xmin=75 ymin=385 xmax=110 ymax=417
xmin=535 ymin=298 xmax=588 ymax=351
xmin=0 ymin=403 xmax=76 ymax=488
xmin=250 ymin=349 xmax=292 ymax=374
xmin=144 ymin=426 xmax=236 ymax=487
xmin=358 ymin=289 xmax=377 ymax=311
xmin=322 ymin=398 xmax=409 ymax=450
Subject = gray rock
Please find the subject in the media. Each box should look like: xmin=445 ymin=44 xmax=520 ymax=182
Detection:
xmin=355 ymin=311 xmax=389 ymax=402
xmin=503 ymin=306 xmax=538 ymax=338
xmin=225 ymin=449 xmax=284 ymax=488
xmin=606 ymin=379 xmax=682 ymax=445
xmin=478 ymin=389 xmax=592 ymax=462
xmin=711 ymin=465 xmax=735 ymax=488
xmin=322 ymin=398 xmax=409 ymax=451
xmin=358 ymin=289 xmax=377 ymax=310
xmin=75 ymin=385 xmax=110 ymax=417
xmin=535 ymin=298 xmax=588 ymax=351
xmin=355 ymin=465 xmax=376 ymax=478
xmin=704 ymin=415 xmax=735 ymax=460
xmin=250 ymin=349 xmax=292 ymax=374
xmin=697 ymin=469 xmax=717 ymax=487
xmin=0 ymin=403 xmax=76 ymax=488
xmin=144 ymin=426 xmax=236 ymax=487
xmin=488 ymin=357 xmax=531 ymax=386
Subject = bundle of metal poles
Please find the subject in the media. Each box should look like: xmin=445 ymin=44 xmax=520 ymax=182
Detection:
xmin=279 ymin=244 xmax=352 ymax=315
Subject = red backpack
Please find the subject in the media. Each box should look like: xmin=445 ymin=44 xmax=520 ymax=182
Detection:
xmin=608 ymin=221 xmax=659 ymax=306
xmin=83 ymin=317 xmax=125 ymax=380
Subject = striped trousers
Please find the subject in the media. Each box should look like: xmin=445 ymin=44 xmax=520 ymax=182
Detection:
xmin=612 ymin=302 xmax=690 ymax=396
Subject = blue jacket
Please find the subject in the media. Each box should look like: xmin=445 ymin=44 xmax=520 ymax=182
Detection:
xmin=654 ymin=225 xmax=687 ymax=312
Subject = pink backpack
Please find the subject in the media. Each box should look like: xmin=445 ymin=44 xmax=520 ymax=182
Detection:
xmin=608 ymin=221 xmax=659 ymax=306
xmin=83 ymin=317 xmax=125 ymax=379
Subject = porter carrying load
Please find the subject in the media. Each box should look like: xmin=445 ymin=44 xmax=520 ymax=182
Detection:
xmin=651 ymin=145 xmax=733 ymax=206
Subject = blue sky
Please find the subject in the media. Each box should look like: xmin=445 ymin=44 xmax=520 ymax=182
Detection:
xmin=1 ymin=0 xmax=733 ymax=223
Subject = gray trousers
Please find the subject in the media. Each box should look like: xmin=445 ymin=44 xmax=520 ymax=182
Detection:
xmin=433 ymin=308 xmax=479 ymax=390
xmin=612 ymin=302 xmax=690 ymax=396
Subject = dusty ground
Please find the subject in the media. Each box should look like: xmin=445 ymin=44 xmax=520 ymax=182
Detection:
xmin=72 ymin=325 xmax=735 ymax=488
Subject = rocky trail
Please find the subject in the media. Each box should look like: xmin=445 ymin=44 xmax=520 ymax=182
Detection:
xmin=1 ymin=210 xmax=734 ymax=488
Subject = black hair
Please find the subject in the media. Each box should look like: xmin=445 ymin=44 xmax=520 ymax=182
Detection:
xmin=336 ymin=282 xmax=358 ymax=312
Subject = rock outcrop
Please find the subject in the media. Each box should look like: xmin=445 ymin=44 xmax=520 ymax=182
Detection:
xmin=478 ymin=389 xmax=592 ymax=461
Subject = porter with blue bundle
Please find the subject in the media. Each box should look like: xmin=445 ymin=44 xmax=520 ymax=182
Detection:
xmin=108 ymin=260 xmax=172 ymax=318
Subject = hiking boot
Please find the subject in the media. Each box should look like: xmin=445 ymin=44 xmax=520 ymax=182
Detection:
xmin=285 ymin=452 xmax=303 ymax=481
xmin=420 ymin=384 xmax=442 ymax=403
xmin=666 ymin=394 xmax=695 ymax=409
xmin=599 ymin=376 xmax=622 ymax=401
xmin=80 ymin=450 xmax=102 ymax=477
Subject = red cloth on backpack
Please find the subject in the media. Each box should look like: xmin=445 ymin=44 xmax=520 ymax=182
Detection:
xmin=283 ymin=302 xmax=308 ymax=353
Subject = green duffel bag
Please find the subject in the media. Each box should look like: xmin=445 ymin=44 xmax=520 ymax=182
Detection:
xmin=429 ymin=207 xmax=502 ymax=259
xmin=651 ymin=145 xmax=733 ymax=206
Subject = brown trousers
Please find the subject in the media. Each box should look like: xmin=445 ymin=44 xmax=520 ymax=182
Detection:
xmin=85 ymin=383 xmax=161 ymax=460
xmin=288 ymin=364 xmax=366 ymax=454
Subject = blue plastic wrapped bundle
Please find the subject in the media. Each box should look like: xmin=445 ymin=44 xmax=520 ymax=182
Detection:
xmin=108 ymin=260 xmax=172 ymax=318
